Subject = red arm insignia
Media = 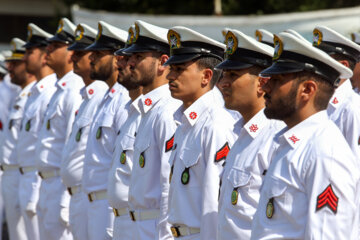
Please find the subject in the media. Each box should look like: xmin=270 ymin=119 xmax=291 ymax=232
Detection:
xmin=214 ymin=142 xmax=230 ymax=162
xmin=165 ymin=134 xmax=175 ymax=152
xmin=316 ymin=184 xmax=338 ymax=214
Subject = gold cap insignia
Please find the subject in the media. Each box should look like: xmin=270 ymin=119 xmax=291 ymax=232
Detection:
xmin=11 ymin=40 xmax=17 ymax=51
xmin=167 ymin=30 xmax=181 ymax=50
xmin=27 ymin=25 xmax=33 ymax=42
xmin=134 ymin=23 xmax=140 ymax=43
xmin=273 ymin=35 xmax=283 ymax=60
xmin=56 ymin=19 xmax=64 ymax=34
xmin=255 ymin=30 xmax=262 ymax=42
xmin=126 ymin=27 xmax=134 ymax=45
xmin=351 ymin=33 xmax=356 ymax=42
xmin=313 ymin=29 xmax=323 ymax=46
xmin=75 ymin=25 xmax=84 ymax=41
xmin=96 ymin=23 xmax=102 ymax=41
xmin=225 ymin=31 xmax=238 ymax=57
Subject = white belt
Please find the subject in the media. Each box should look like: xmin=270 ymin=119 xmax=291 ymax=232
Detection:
xmin=129 ymin=209 xmax=160 ymax=221
xmin=170 ymin=225 xmax=200 ymax=238
xmin=87 ymin=190 xmax=107 ymax=202
xmin=1 ymin=164 xmax=19 ymax=171
xmin=67 ymin=185 xmax=80 ymax=196
xmin=19 ymin=166 xmax=37 ymax=174
xmin=113 ymin=207 xmax=127 ymax=217
xmin=38 ymin=169 xmax=60 ymax=179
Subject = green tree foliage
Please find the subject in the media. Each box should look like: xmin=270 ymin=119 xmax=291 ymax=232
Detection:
xmin=62 ymin=0 xmax=360 ymax=15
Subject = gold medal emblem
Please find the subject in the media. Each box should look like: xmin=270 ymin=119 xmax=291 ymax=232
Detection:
xmin=75 ymin=128 xmax=82 ymax=142
xmin=96 ymin=23 xmax=102 ymax=41
xmin=255 ymin=30 xmax=262 ymax=42
xmin=56 ymin=19 xmax=64 ymax=34
xmin=273 ymin=35 xmax=283 ymax=61
xmin=266 ymin=198 xmax=274 ymax=219
xmin=134 ymin=23 xmax=140 ymax=43
xmin=312 ymin=28 xmax=323 ymax=47
xmin=46 ymin=119 xmax=51 ymax=130
xmin=126 ymin=27 xmax=134 ymax=45
xmin=25 ymin=120 xmax=31 ymax=131
xmin=96 ymin=127 xmax=102 ymax=139
xmin=167 ymin=30 xmax=181 ymax=50
xmin=75 ymin=25 xmax=84 ymax=41
xmin=27 ymin=25 xmax=33 ymax=41
xmin=139 ymin=152 xmax=145 ymax=168
xmin=231 ymin=188 xmax=238 ymax=205
xmin=120 ymin=151 xmax=126 ymax=164
xmin=225 ymin=31 xmax=238 ymax=57
xmin=181 ymin=168 xmax=190 ymax=185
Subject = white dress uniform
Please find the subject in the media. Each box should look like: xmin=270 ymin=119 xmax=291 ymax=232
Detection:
xmin=217 ymin=109 xmax=284 ymax=240
xmin=128 ymin=84 xmax=181 ymax=240
xmin=327 ymin=79 xmax=360 ymax=158
xmin=0 ymin=80 xmax=35 ymax=240
xmin=251 ymin=111 xmax=360 ymax=239
xmin=107 ymin=96 xmax=142 ymax=240
xmin=35 ymin=70 xmax=84 ymax=240
xmin=60 ymin=80 xmax=108 ymax=240
xmin=17 ymin=73 xmax=57 ymax=240
xmin=167 ymin=90 xmax=237 ymax=240
xmin=82 ymin=82 xmax=129 ymax=240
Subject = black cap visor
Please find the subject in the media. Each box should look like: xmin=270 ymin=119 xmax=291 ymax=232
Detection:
xmin=86 ymin=35 xmax=124 ymax=52
xmin=215 ymin=59 xmax=253 ymax=70
xmin=68 ymin=42 xmax=91 ymax=51
xmin=122 ymin=36 xmax=169 ymax=55
xmin=260 ymin=61 xmax=304 ymax=77
xmin=47 ymin=31 xmax=74 ymax=44
xmin=164 ymin=53 xmax=202 ymax=66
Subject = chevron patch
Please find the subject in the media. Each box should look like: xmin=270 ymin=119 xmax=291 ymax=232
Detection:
xmin=214 ymin=142 xmax=230 ymax=162
xmin=165 ymin=134 xmax=175 ymax=152
xmin=316 ymin=184 xmax=338 ymax=214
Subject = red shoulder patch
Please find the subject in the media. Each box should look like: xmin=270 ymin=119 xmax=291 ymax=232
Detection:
xmin=165 ymin=134 xmax=175 ymax=152
xmin=214 ymin=142 xmax=230 ymax=162
xmin=316 ymin=184 xmax=338 ymax=214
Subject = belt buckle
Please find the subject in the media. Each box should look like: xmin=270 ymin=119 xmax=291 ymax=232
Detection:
xmin=129 ymin=211 xmax=136 ymax=221
xmin=67 ymin=187 xmax=72 ymax=196
xmin=38 ymin=172 xmax=44 ymax=179
xmin=87 ymin=193 xmax=93 ymax=202
xmin=19 ymin=167 xmax=24 ymax=175
xmin=170 ymin=226 xmax=180 ymax=238
xmin=113 ymin=208 xmax=119 ymax=217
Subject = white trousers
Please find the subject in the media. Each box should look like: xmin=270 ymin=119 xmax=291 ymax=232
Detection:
xmin=18 ymin=170 xmax=41 ymax=240
xmin=87 ymin=198 xmax=114 ymax=240
xmin=2 ymin=170 xmax=27 ymax=240
xmin=112 ymin=211 xmax=135 ymax=240
xmin=69 ymin=191 xmax=88 ymax=240
xmin=37 ymin=176 xmax=73 ymax=240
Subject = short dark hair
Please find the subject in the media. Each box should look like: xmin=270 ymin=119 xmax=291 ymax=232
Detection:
xmin=295 ymin=71 xmax=335 ymax=111
xmin=195 ymin=56 xmax=222 ymax=88
xmin=331 ymin=53 xmax=356 ymax=71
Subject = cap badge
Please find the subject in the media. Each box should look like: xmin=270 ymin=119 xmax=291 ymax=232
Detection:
xmin=96 ymin=23 xmax=102 ymax=41
xmin=11 ymin=40 xmax=17 ymax=52
xmin=255 ymin=30 xmax=262 ymax=42
xmin=134 ymin=23 xmax=140 ymax=43
xmin=168 ymin=30 xmax=181 ymax=50
xmin=225 ymin=31 xmax=237 ymax=57
xmin=75 ymin=25 xmax=84 ymax=41
xmin=313 ymin=29 xmax=323 ymax=46
xmin=27 ymin=25 xmax=33 ymax=41
xmin=273 ymin=35 xmax=283 ymax=60
xmin=351 ymin=33 xmax=356 ymax=42
xmin=126 ymin=27 xmax=134 ymax=45
xmin=56 ymin=19 xmax=64 ymax=34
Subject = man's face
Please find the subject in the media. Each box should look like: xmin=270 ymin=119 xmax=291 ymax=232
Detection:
xmin=89 ymin=50 xmax=115 ymax=81
xmin=45 ymin=41 xmax=69 ymax=70
xmin=71 ymin=50 xmax=92 ymax=79
xmin=7 ymin=60 xmax=27 ymax=86
xmin=24 ymin=47 xmax=46 ymax=75
xmin=127 ymin=52 xmax=157 ymax=87
xmin=116 ymin=55 xmax=139 ymax=90
xmin=262 ymin=73 xmax=299 ymax=121
xmin=219 ymin=69 xmax=258 ymax=111
xmin=351 ymin=62 xmax=360 ymax=91
xmin=167 ymin=61 xmax=204 ymax=102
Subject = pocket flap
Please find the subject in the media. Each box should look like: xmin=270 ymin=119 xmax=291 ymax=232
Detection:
xmin=267 ymin=177 xmax=288 ymax=198
xmin=227 ymin=168 xmax=251 ymax=188
xmin=76 ymin=117 xmax=92 ymax=128
xmin=98 ymin=113 xmax=114 ymax=128
xmin=179 ymin=147 xmax=202 ymax=168
xmin=120 ymin=134 xmax=135 ymax=151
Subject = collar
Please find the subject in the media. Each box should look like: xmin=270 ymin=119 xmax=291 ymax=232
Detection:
xmin=33 ymin=73 xmax=57 ymax=94
xmin=19 ymin=81 xmax=36 ymax=99
xmin=243 ymin=108 xmax=269 ymax=139
xmin=139 ymin=84 xmax=170 ymax=114
xmin=180 ymin=90 xmax=216 ymax=126
xmin=131 ymin=95 xmax=143 ymax=114
xmin=329 ymin=79 xmax=353 ymax=108
xmin=107 ymin=82 xmax=128 ymax=99
xmin=56 ymin=70 xmax=77 ymax=90
xmin=280 ymin=111 xmax=328 ymax=148
xmin=81 ymin=80 xmax=109 ymax=100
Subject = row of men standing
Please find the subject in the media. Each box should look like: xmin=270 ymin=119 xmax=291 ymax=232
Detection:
xmin=0 ymin=16 xmax=360 ymax=240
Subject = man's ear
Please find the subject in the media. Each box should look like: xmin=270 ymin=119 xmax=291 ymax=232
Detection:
xmin=338 ymin=59 xmax=350 ymax=68
xmin=300 ymin=80 xmax=317 ymax=102
xmin=201 ymin=68 xmax=213 ymax=87
xmin=257 ymin=76 xmax=269 ymax=96
xmin=158 ymin=54 xmax=169 ymax=72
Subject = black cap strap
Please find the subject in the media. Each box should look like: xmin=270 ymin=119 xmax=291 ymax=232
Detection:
xmin=316 ymin=41 xmax=360 ymax=62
